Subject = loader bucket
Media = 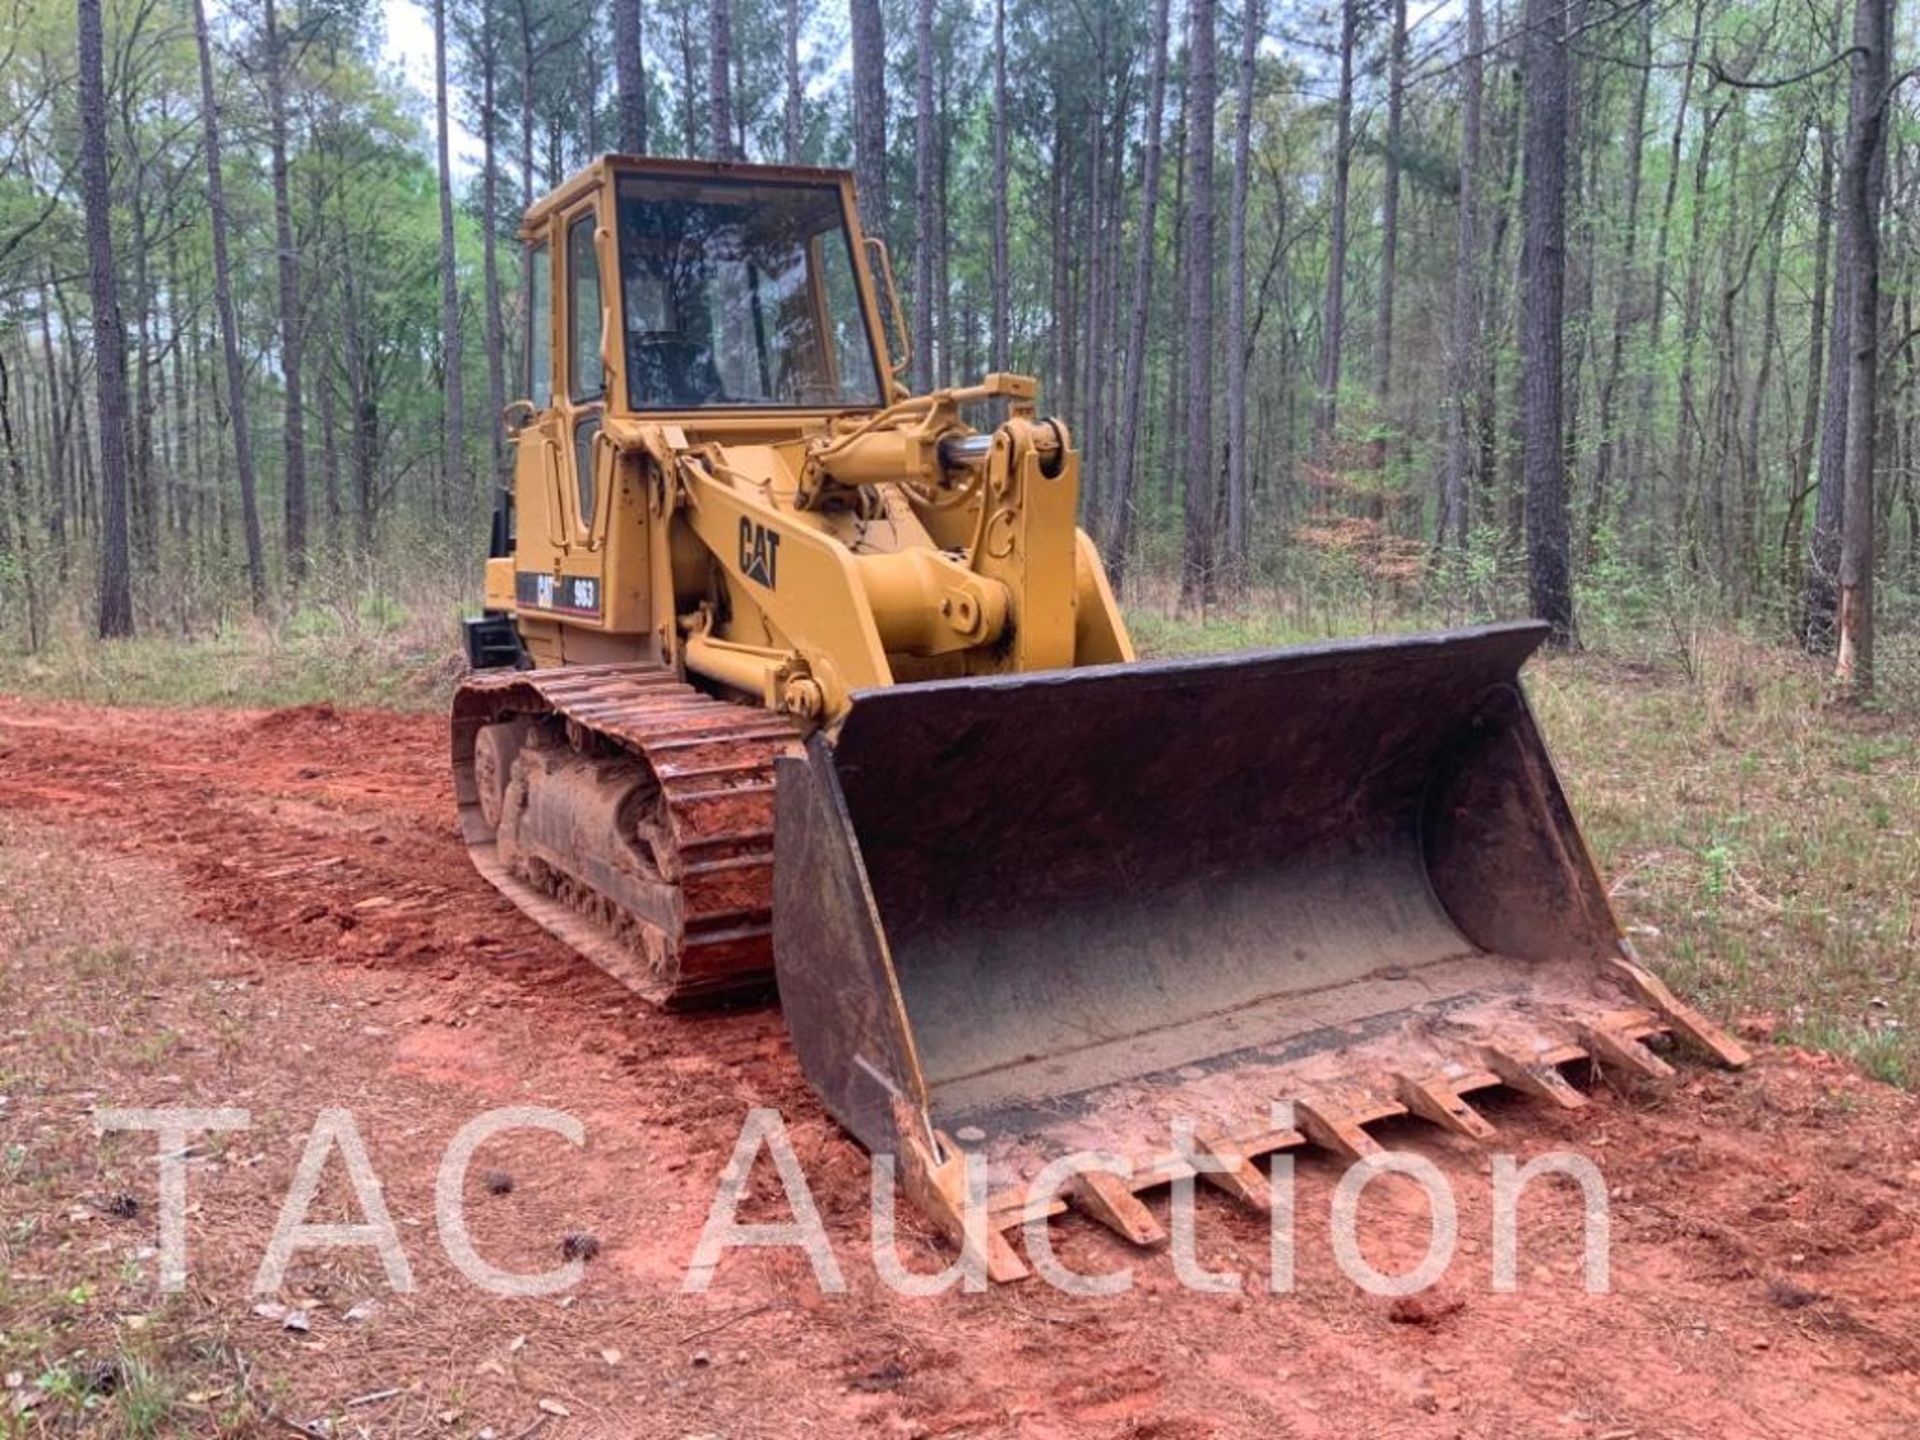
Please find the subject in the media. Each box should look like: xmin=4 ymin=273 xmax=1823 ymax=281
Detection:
xmin=773 ymin=621 xmax=1746 ymax=1264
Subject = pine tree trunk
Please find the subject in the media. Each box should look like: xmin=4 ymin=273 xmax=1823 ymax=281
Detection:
xmin=0 ymin=350 xmax=20 ymax=564
xmin=1163 ymin=81 xmax=1187 ymax=510
xmin=520 ymin=4 xmax=537 ymax=208
xmin=1785 ymin=125 xmax=1833 ymax=584
xmin=1671 ymin=103 xmax=1721 ymax=563
xmin=1050 ymin=111 xmax=1075 ymax=419
xmin=585 ymin=27 xmax=601 ymax=159
xmin=1478 ymin=62 xmax=1521 ymax=527
xmin=1833 ymin=0 xmax=1892 ymax=694
xmin=1440 ymin=0 xmax=1483 ymax=554
xmin=0 ymin=353 xmax=24 ymax=604
xmin=1705 ymin=103 xmax=1750 ymax=583
xmin=1105 ymin=0 xmax=1169 ymax=585
xmin=1100 ymin=110 xmax=1125 ymax=490
xmin=36 ymin=276 xmax=69 ymax=566
xmin=912 ymin=0 xmax=934 ymax=392
xmin=264 ymin=0 xmax=308 ymax=589
xmin=1584 ymin=0 xmax=1652 ymax=559
xmin=1179 ymin=0 xmax=1216 ymax=609
xmin=1224 ymin=0 xmax=1259 ymax=576
xmin=849 ymin=0 xmax=887 ymax=237
xmin=318 ymin=343 xmax=342 ymax=538
xmin=1313 ymin=0 xmax=1355 ymax=460
xmin=191 ymin=0 xmax=268 ymax=612
xmin=127 ymin=183 xmax=155 ymax=565
xmin=165 ymin=232 xmax=190 ymax=541
xmin=1806 ymin=18 xmax=1857 ymax=652
xmin=434 ymin=0 xmax=467 ymax=531
xmin=1081 ymin=24 xmax=1107 ymax=528
xmin=1626 ymin=0 xmax=1702 ymax=538
xmin=1559 ymin=0 xmax=1596 ymax=523
xmin=1520 ymin=0 xmax=1574 ymax=645
xmin=1807 ymin=251 xmax=1852 ymax=645
xmin=935 ymin=67 xmax=953 ymax=387
xmin=709 ymin=0 xmax=735 ymax=159
xmin=79 ymin=0 xmax=134 ymax=636
xmin=1740 ymin=221 xmax=1783 ymax=596
xmin=344 ymin=284 xmax=378 ymax=550
xmin=482 ymin=30 xmax=509 ymax=482
xmin=784 ymin=0 xmax=802 ymax=161
xmin=1373 ymin=0 xmax=1405 ymax=474
xmin=55 ymin=276 xmax=97 ymax=544
xmin=989 ymin=0 xmax=1009 ymax=374
xmin=614 ymin=0 xmax=647 ymax=153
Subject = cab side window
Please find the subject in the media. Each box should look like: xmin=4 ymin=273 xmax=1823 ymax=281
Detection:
xmin=568 ymin=214 xmax=604 ymax=402
xmin=574 ymin=415 xmax=601 ymax=534
xmin=527 ymin=241 xmax=552 ymax=406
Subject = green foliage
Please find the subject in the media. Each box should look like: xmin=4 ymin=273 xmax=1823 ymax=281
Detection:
xmin=1576 ymin=535 xmax=1666 ymax=636
xmin=101 ymin=1351 xmax=185 ymax=1439
xmin=1361 ymin=130 xmax=1461 ymax=198
xmin=0 ymin=0 xmax=1912 ymax=697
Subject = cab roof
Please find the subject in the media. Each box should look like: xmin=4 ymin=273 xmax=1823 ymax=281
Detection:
xmin=520 ymin=154 xmax=861 ymax=237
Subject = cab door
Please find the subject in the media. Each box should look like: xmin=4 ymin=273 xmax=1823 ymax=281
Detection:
xmin=511 ymin=199 xmax=613 ymax=646
xmin=557 ymin=201 xmax=609 ymax=562
xmin=503 ymin=234 xmax=567 ymax=607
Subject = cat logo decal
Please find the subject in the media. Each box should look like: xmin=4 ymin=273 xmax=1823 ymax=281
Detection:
xmin=739 ymin=518 xmax=782 ymax=589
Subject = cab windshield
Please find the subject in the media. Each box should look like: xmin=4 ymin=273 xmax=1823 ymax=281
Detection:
xmin=615 ymin=173 xmax=884 ymax=410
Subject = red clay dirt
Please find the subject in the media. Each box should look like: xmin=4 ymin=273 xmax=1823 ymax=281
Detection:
xmin=1 ymin=693 xmax=1918 ymax=1438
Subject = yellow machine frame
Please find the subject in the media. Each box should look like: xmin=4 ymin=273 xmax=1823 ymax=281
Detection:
xmin=484 ymin=155 xmax=1132 ymax=727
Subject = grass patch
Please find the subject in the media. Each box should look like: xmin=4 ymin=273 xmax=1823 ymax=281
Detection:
xmin=0 ymin=1320 xmax=252 ymax=1438
xmin=0 ymin=582 xmax=469 ymax=713
xmin=0 ymin=625 xmax=463 ymax=714
xmin=1122 ymin=577 xmax=1461 ymax=659
xmin=1527 ymin=635 xmax=1918 ymax=1090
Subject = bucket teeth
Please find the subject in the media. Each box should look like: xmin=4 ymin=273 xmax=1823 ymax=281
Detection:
xmin=1394 ymin=1073 xmax=1498 ymax=1141
xmin=1185 ymin=1128 xmax=1273 ymax=1211
xmin=1581 ymin=1017 xmax=1678 ymax=1083
xmin=1072 ymin=1170 xmax=1167 ymax=1249
xmin=883 ymin=996 xmax=1744 ymax=1281
xmin=1480 ymin=1044 xmax=1590 ymax=1110
xmin=1609 ymin=958 xmax=1752 ymax=1068
xmin=898 ymin=1123 xmax=1029 ymax=1284
xmin=1294 ymin=1096 xmax=1386 ymax=1164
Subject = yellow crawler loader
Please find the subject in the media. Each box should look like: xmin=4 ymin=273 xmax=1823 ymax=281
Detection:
xmin=454 ymin=155 xmax=1747 ymax=1278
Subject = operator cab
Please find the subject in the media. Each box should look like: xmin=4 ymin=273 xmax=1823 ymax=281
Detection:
xmin=475 ymin=157 xmax=904 ymax=670
xmin=613 ymin=171 xmax=886 ymax=410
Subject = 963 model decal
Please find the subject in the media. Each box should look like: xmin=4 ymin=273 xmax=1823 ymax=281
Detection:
xmin=515 ymin=571 xmax=603 ymax=618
